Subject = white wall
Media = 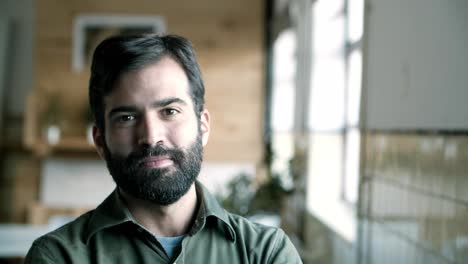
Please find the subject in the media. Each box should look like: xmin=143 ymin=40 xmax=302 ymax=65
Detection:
xmin=0 ymin=0 xmax=34 ymax=117
xmin=364 ymin=0 xmax=468 ymax=130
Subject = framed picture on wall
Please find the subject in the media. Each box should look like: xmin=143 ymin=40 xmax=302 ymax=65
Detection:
xmin=72 ymin=14 xmax=166 ymax=72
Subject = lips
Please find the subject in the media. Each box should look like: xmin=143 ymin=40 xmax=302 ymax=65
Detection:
xmin=139 ymin=155 xmax=174 ymax=168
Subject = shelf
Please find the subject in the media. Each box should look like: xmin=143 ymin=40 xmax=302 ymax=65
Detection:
xmin=30 ymin=136 xmax=99 ymax=157
xmin=52 ymin=137 xmax=96 ymax=152
xmin=0 ymin=224 xmax=49 ymax=257
xmin=23 ymin=90 xmax=99 ymax=157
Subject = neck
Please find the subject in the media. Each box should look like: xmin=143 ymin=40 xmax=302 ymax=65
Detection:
xmin=120 ymin=183 xmax=198 ymax=237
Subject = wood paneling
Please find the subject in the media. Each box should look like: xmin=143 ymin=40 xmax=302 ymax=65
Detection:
xmin=0 ymin=153 xmax=40 ymax=223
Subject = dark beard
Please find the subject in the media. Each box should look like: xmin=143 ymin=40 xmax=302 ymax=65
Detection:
xmin=103 ymin=135 xmax=203 ymax=205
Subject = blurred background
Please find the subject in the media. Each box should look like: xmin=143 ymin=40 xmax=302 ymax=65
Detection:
xmin=0 ymin=0 xmax=467 ymax=263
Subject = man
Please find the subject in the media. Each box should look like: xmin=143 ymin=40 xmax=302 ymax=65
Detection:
xmin=25 ymin=34 xmax=302 ymax=263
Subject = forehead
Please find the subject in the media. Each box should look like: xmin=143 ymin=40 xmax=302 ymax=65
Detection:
xmin=105 ymin=56 xmax=193 ymax=108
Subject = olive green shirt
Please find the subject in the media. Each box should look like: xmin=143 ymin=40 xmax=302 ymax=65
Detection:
xmin=25 ymin=182 xmax=302 ymax=263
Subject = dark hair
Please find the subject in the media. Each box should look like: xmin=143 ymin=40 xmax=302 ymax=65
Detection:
xmin=89 ymin=34 xmax=205 ymax=130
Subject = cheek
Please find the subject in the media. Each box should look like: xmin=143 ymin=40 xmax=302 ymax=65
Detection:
xmin=105 ymin=128 xmax=136 ymax=155
xmin=169 ymin=120 xmax=199 ymax=147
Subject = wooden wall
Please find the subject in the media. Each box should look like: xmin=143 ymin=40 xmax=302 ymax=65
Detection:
xmin=0 ymin=152 xmax=40 ymax=222
xmin=35 ymin=0 xmax=265 ymax=162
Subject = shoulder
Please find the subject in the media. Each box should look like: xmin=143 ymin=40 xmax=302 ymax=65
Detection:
xmin=41 ymin=209 xmax=94 ymax=244
xmin=227 ymin=212 xmax=281 ymax=241
xmin=226 ymin=212 xmax=302 ymax=263
xmin=24 ymin=210 xmax=94 ymax=263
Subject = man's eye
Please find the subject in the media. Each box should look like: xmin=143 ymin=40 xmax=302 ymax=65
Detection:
xmin=117 ymin=115 xmax=136 ymax=123
xmin=162 ymin=108 xmax=179 ymax=116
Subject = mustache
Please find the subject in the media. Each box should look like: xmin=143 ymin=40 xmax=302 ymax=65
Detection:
xmin=128 ymin=145 xmax=185 ymax=163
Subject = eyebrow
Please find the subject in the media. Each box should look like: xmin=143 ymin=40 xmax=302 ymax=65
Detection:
xmin=108 ymin=97 xmax=188 ymax=118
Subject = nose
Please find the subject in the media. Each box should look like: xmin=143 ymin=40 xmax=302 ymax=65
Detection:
xmin=137 ymin=113 xmax=166 ymax=146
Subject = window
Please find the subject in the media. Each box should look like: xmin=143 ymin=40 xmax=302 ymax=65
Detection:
xmin=343 ymin=0 xmax=364 ymax=203
xmin=267 ymin=0 xmax=364 ymax=242
xmin=270 ymin=29 xmax=297 ymax=184
xmin=305 ymin=0 xmax=364 ymax=242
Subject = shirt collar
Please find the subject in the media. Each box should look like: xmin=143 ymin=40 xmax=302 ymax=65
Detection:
xmin=84 ymin=189 xmax=134 ymax=244
xmin=189 ymin=182 xmax=236 ymax=242
xmin=84 ymin=181 xmax=236 ymax=243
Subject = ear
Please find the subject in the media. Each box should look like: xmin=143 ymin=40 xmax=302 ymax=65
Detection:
xmin=199 ymin=109 xmax=210 ymax=146
xmin=92 ymin=125 xmax=105 ymax=159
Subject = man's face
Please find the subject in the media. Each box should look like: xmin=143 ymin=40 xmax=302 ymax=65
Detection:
xmin=93 ymin=56 xmax=210 ymax=205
